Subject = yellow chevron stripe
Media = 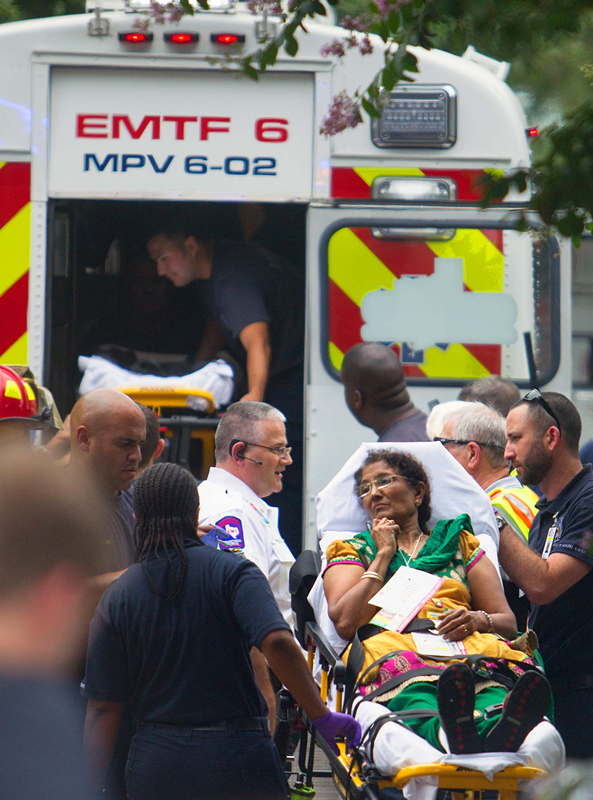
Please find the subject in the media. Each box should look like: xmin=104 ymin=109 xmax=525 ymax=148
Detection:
xmin=427 ymin=230 xmax=503 ymax=292
xmin=0 ymin=203 xmax=31 ymax=297
xmin=353 ymin=167 xmax=425 ymax=186
xmin=328 ymin=341 xmax=344 ymax=372
xmin=0 ymin=332 xmax=28 ymax=365
xmin=419 ymin=344 xmax=491 ymax=379
xmin=328 ymin=227 xmax=395 ymax=306
xmin=0 ymin=162 xmax=5 ymax=170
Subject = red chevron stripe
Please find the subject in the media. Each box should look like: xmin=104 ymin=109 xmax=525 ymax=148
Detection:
xmin=329 ymin=279 xmax=364 ymax=355
xmin=330 ymin=168 xmax=371 ymax=199
xmin=0 ymin=163 xmax=31 ymax=230
xmin=0 ymin=272 xmax=28 ymax=355
xmin=422 ymin=169 xmax=487 ymax=201
xmin=350 ymin=227 xmax=436 ymax=277
xmin=331 ymin=168 xmax=493 ymax=201
xmin=464 ymin=344 xmax=500 ymax=375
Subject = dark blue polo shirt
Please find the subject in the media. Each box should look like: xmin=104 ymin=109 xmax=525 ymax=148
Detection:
xmin=528 ymin=465 xmax=593 ymax=682
xmin=82 ymin=539 xmax=290 ymax=725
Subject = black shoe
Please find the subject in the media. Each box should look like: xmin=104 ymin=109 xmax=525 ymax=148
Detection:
xmin=483 ymin=671 xmax=551 ymax=753
xmin=437 ymin=663 xmax=482 ymax=754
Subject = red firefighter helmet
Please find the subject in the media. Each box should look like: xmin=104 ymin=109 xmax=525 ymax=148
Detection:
xmin=0 ymin=366 xmax=51 ymax=429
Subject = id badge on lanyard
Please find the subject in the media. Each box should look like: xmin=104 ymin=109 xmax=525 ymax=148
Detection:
xmin=542 ymin=513 xmax=560 ymax=560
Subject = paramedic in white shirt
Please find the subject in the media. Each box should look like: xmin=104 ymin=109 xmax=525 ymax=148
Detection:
xmin=198 ymin=401 xmax=296 ymax=729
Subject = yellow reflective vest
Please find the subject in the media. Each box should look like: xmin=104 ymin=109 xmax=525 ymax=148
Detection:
xmin=487 ymin=476 xmax=539 ymax=541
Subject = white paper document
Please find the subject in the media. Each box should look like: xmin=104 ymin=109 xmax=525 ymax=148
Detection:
xmin=368 ymin=566 xmax=444 ymax=633
xmin=411 ymin=631 xmax=467 ymax=657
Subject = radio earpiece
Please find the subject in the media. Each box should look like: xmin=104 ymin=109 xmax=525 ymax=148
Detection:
xmin=229 ymin=439 xmax=263 ymax=466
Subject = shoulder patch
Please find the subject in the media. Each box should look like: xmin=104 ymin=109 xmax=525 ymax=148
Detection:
xmin=215 ymin=516 xmax=245 ymax=550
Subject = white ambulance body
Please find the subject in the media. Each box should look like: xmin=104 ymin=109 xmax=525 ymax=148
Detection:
xmin=0 ymin=2 xmax=571 ymax=548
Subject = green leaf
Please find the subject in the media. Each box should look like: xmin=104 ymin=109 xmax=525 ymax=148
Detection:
xmin=284 ymin=34 xmax=299 ymax=56
xmin=402 ymin=51 xmax=418 ymax=73
xmin=362 ymin=96 xmax=381 ymax=118
xmin=387 ymin=9 xmax=400 ymax=31
xmin=180 ymin=0 xmax=197 ymax=13
xmin=382 ymin=66 xmax=395 ymax=91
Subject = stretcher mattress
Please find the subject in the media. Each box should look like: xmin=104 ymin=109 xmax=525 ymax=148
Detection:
xmin=78 ymin=355 xmax=234 ymax=409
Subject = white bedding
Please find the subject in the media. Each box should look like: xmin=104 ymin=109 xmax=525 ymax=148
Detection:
xmin=78 ymin=355 xmax=234 ymax=409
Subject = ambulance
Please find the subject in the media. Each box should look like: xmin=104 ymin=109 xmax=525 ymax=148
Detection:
xmin=0 ymin=0 xmax=572 ymax=549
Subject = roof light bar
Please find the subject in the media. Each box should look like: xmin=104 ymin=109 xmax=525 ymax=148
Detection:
xmin=118 ymin=31 xmax=154 ymax=43
xmin=211 ymin=33 xmax=245 ymax=44
xmin=164 ymin=32 xmax=200 ymax=44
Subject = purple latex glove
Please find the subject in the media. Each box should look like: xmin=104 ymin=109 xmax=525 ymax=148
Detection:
xmin=312 ymin=710 xmax=362 ymax=755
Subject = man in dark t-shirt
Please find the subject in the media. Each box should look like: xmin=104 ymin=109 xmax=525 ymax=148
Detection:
xmin=498 ymin=391 xmax=593 ymax=759
xmin=147 ymin=229 xmax=305 ymax=554
xmin=147 ymin=231 xmax=304 ymax=403
xmin=340 ymin=342 xmax=428 ymax=444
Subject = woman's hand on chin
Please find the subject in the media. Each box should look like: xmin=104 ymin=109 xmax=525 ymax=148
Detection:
xmin=371 ymin=518 xmax=399 ymax=559
xmin=436 ymin=608 xmax=480 ymax=641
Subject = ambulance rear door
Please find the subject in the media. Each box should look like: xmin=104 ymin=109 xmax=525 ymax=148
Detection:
xmin=304 ymin=202 xmax=571 ymax=550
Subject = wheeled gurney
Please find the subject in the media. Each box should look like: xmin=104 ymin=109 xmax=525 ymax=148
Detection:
xmin=279 ymin=442 xmax=565 ymax=800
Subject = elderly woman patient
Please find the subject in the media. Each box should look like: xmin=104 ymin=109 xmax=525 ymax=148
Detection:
xmin=324 ymin=449 xmax=551 ymax=755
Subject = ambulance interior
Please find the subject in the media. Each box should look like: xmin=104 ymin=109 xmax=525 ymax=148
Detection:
xmin=46 ymin=198 xmax=561 ymax=486
xmin=46 ymin=199 xmax=307 ymax=416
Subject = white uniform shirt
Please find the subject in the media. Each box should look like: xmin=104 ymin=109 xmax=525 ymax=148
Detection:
xmin=198 ymin=467 xmax=295 ymax=628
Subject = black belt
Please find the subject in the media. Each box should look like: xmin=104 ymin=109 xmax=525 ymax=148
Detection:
xmin=191 ymin=717 xmax=268 ymax=732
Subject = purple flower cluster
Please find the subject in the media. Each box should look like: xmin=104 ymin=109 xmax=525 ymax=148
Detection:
xmin=144 ymin=1 xmax=186 ymax=25
xmin=340 ymin=14 xmax=370 ymax=32
xmin=320 ymin=33 xmax=373 ymax=60
xmin=246 ymin=0 xmax=283 ymax=15
xmin=319 ymin=90 xmax=362 ymax=137
xmin=320 ymin=39 xmax=347 ymax=58
xmin=375 ymin=0 xmax=404 ymax=20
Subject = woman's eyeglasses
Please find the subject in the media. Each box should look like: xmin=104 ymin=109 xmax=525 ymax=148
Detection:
xmin=522 ymin=388 xmax=562 ymax=433
xmin=355 ymin=474 xmax=410 ymax=498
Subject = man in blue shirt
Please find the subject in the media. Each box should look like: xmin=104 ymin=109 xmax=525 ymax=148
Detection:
xmin=498 ymin=390 xmax=593 ymax=759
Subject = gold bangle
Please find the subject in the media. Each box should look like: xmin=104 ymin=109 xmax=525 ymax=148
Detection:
xmin=361 ymin=571 xmax=384 ymax=583
xmin=477 ymin=610 xmax=494 ymax=633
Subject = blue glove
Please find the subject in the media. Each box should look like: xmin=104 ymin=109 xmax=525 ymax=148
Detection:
xmin=312 ymin=710 xmax=362 ymax=755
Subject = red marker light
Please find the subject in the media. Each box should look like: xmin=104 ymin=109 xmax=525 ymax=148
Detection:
xmin=526 ymin=127 xmax=539 ymax=138
xmin=118 ymin=31 xmax=154 ymax=43
xmin=211 ymin=33 xmax=245 ymax=45
xmin=164 ymin=32 xmax=200 ymax=44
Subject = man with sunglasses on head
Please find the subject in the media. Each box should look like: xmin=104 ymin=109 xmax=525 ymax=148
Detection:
xmin=436 ymin=402 xmax=539 ymax=629
xmin=497 ymin=390 xmax=593 ymax=759
xmin=198 ymin=401 xmax=296 ymax=730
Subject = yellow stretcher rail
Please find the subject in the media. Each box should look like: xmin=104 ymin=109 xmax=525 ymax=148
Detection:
xmin=332 ymin=745 xmax=547 ymax=799
xmin=115 ymin=387 xmax=216 ymax=417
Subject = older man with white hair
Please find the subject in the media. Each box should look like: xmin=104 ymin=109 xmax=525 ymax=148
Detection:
xmin=437 ymin=402 xmax=539 ymax=627
xmin=438 ymin=403 xmax=539 ymax=542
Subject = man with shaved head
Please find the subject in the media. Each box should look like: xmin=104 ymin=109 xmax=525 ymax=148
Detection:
xmin=70 ymin=389 xmax=146 ymax=581
xmin=340 ymin=343 xmax=428 ymax=442
xmin=70 ymin=389 xmax=146 ymax=800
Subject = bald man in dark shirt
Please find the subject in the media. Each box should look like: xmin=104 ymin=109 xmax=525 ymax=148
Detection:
xmin=340 ymin=343 xmax=428 ymax=442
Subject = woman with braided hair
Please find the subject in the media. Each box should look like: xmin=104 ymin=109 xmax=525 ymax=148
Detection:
xmin=82 ymin=462 xmax=360 ymax=800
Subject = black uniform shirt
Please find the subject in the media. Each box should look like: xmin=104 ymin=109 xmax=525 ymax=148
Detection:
xmin=528 ymin=464 xmax=593 ymax=681
xmin=207 ymin=241 xmax=304 ymax=379
xmin=82 ymin=540 xmax=290 ymax=725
